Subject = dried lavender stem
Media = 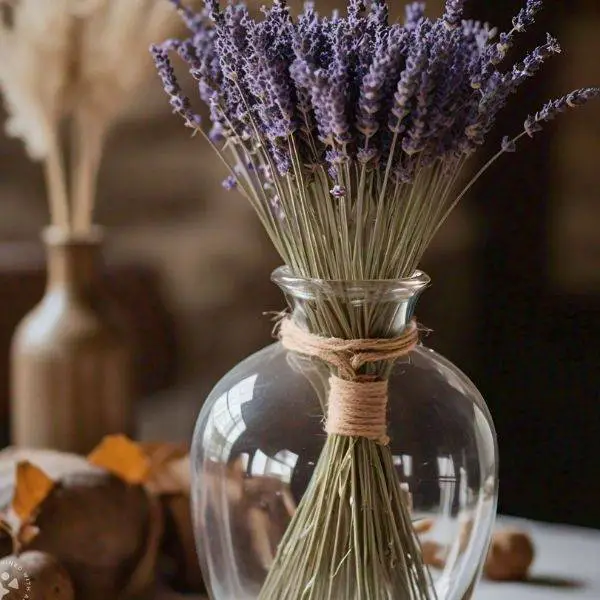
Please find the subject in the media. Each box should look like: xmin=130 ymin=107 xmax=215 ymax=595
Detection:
xmin=258 ymin=436 xmax=434 ymax=600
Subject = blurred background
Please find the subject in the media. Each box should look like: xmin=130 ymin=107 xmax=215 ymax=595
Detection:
xmin=0 ymin=0 xmax=598 ymax=528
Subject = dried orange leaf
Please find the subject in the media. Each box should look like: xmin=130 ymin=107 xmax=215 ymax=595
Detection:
xmin=88 ymin=435 xmax=151 ymax=485
xmin=12 ymin=462 xmax=54 ymax=522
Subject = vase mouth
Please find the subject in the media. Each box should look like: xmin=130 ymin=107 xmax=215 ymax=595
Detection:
xmin=271 ymin=266 xmax=430 ymax=302
xmin=43 ymin=226 xmax=104 ymax=247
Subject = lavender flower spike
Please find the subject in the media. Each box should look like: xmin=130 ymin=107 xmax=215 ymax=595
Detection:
xmin=485 ymin=0 xmax=543 ymax=69
xmin=389 ymin=21 xmax=429 ymax=134
xmin=513 ymin=0 xmax=544 ymax=33
xmin=168 ymin=0 xmax=208 ymax=33
xmin=501 ymin=136 xmax=517 ymax=152
xmin=222 ymin=175 xmax=238 ymax=189
xmin=150 ymin=44 xmax=201 ymax=129
xmin=443 ymin=0 xmax=465 ymax=30
xmin=404 ymin=2 xmax=425 ymax=30
xmin=524 ymin=87 xmax=600 ymax=136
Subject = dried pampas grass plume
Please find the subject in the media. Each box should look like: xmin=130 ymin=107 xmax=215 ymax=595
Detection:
xmin=0 ymin=0 xmax=76 ymax=226
xmin=0 ymin=0 xmax=180 ymax=232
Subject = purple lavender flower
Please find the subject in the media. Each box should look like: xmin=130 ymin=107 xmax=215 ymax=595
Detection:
xmin=169 ymin=0 xmax=209 ymax=33
xmin=367 ymin=0 xmax=389 ymax=35
xmin=484 ymin=0 xmax=543 ymax=69
xmin=356 ymin=25 xmax=408 ymax=157
xmin=222 ymin=175 xmax=238 ymax=189
xmin=357 ymin=32 xmax=393 ymax=140
xmin=443 ymin=0 xmax=465 ymax=31
xmin=523 ymin=118 xmax=543 ymax=137
xmin=463 ymin=32 xmax=563 ymax=150
xmin=150 ymin=44 xmax=201 ymax=128
xmin=324 ymin=21 xmax=355 ymax=148
xmin=513 ymin=0 xmax=544 ymax=33
xmin=152 ymin=0 xmax=599 ymax=192
xmin=245 ymin=1 xmax=298 ymax=142
xmin=330 ymin=184 xmax=347 ymax=198
xmin=347 ymin=0 xmax=365 ymax=27
xmin=524 ymin=87 xmax=600 ymax=136
xmin=388 ymin=21 xmax=430 ymax=135
xmin=501 ymin=136 xmax=517 ymax=152
xmin=504 ymin=33 xmax=561 ymax=91
xmin=326 ymin=147 xmax=351 ymax=177
xmin=271 ymin=143 xmax=293 ymax=175
xmin=404 ymin=2 xmax=425 ymax=31
xmin=269 ymin=195 xmax=286 ymax=221
xmin=402 ymin=20 xmax=460 ymax=159
xmin=258 ymin=163 xmax=273 ymax=181
xmin=357 ymin=146 xmax=378 ymax=165
xmin=204 ymin=0 xmax=222 ymax=23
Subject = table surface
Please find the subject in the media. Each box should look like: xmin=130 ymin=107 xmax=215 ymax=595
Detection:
xmin=155 ymin=517 xmax=600 ymax=600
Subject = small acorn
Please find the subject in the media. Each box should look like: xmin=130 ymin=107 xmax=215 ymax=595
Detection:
xmin=0 ymin=551 xmax=74 ymax=600
xmin=484 ymin=528 xmax=535 ymax=581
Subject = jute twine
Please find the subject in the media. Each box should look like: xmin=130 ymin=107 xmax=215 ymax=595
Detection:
xmin=279 ymin=317 xmax=419 ymax=445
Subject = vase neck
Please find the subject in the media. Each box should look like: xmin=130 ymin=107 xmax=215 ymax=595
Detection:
xmin=271 ymin=267 xmax=430 ymax=339
xmin=43 ymin=227 xmax=103 ymax=297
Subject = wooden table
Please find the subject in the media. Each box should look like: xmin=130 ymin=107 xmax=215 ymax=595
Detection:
xmin=155 ymin=517 xmax=600 ymax=599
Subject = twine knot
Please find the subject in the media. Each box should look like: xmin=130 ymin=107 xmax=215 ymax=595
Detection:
xmin=278 ymin=317 xmax=419 ymax=445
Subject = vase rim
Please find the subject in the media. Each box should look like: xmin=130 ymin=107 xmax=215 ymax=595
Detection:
xmin=271 ymin=265 xmax=431 ymax=301
xmin=43 ymin=225 xmax=104 ymax=246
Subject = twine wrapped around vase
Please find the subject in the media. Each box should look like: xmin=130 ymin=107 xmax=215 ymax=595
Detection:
xmin=279 ymin=317 xmax=419 ymax=445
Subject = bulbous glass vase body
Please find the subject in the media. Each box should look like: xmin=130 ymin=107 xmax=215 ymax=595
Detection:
xmin=191 ymin=269 xmax=498 ymax=600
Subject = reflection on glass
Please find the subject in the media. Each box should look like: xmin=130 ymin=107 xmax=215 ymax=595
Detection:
xmin=203 ymin=374 xmax=258 ymax=462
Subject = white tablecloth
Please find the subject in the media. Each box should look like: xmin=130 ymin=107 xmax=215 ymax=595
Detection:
xmin=156 ymin=517 xmax=600 ymax=599
xmin=476 ymin=517 xmax=600 ymax=599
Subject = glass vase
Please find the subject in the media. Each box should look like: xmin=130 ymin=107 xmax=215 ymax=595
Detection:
xmin=10 ymin=226 xmax=135 ymax=453
xmin=191 ymin=267 xmax=498 ymax=600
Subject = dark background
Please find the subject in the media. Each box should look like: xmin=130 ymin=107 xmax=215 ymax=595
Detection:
xmin=425 ymin=0 xmax=600 ymax=528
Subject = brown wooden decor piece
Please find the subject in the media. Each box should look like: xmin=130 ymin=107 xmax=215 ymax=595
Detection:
xmin=10 ymin=227 xmax=134 ymax=453
xmin=0 ymin=437 xmax=204 ymax=599
xmin=0 ymin=438 xmax=162 ymax=600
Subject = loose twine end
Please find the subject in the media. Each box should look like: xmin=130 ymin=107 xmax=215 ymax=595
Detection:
xmin=278 ymin=317 xmax=419 ymax=445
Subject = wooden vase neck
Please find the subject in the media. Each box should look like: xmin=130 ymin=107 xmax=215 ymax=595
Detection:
xmin=43 ymin=227 xmax=104 ymax=296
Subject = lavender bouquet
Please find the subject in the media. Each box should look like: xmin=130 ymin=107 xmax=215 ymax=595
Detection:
xmin=153 ymin=0 xmax=598 ymax=598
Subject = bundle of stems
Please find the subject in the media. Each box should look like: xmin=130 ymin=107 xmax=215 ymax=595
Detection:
xmin=263 ymin=436 xmax=430 ymax=599
xmin=0 ymin=0 xmax=179 ymax=234
xmin=153 ymin=0 xmax=599 ymax=597
xmin=262 ymin=283 xmax=435 ymax=599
